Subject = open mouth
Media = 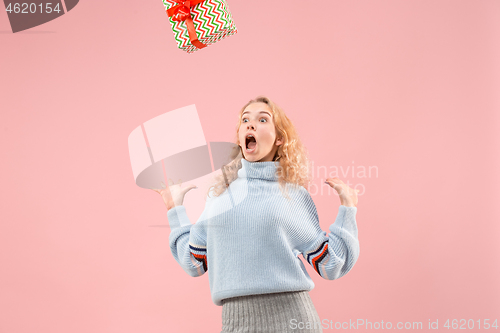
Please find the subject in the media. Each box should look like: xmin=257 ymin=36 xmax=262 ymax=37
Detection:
xmin=245 ymin=134 xmax=257 ymax=152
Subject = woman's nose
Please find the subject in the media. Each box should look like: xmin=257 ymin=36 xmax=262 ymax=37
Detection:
xmin=247 ymin=123 xmax=255 ymax=130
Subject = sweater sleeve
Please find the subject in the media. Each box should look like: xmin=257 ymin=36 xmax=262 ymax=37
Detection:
xmin=291 ymin=187 xmax=360 ymax=281
xmin=167 ymin=203 xmax=209 ymax=278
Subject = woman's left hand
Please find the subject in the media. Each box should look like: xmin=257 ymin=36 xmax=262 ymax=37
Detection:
xmin=324 ymin=177 xmax=359 ymax=207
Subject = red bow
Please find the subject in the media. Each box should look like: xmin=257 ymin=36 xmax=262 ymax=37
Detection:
xmin=167 ymin=0 xmax=207 ymax=50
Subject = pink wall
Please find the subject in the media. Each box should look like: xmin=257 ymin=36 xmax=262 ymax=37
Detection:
xmin=1 ymin=0 xmax=499 ymax=332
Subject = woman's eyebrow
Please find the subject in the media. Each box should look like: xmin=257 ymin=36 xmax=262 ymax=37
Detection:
xmin=242 ymin=111 xmax=271 ymax=117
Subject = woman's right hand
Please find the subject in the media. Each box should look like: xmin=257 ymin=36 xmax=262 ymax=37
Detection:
xmin=151 ymin=179 xmax=198 ymax=211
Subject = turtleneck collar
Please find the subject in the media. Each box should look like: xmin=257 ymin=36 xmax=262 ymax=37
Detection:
xmin=238 ymin=158 xmax=280 ymax=181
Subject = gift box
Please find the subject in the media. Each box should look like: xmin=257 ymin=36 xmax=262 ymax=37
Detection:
xmin=162 ymin=0 xmax=238 ymax=53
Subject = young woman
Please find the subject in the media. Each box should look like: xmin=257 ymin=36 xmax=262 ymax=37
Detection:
xmin=153 ymin=96 xmax=360 ymax=332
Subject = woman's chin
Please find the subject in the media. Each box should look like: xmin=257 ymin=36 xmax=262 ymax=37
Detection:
xmin=243 ymin=149 xmax=258 ymax=161
xmin=245 ymin=156 xmax=263 ymax=162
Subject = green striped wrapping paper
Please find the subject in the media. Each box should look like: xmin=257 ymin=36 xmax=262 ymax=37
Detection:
xmin=162 ymin=0 xmax=238 ymax=53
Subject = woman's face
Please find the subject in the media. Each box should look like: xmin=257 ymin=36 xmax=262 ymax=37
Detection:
xmin=238 ymin=102 xmax=283 ymax=162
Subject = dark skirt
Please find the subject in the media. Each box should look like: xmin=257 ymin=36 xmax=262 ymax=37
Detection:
xmin=221 ymin=290 xmax=324 ymax=333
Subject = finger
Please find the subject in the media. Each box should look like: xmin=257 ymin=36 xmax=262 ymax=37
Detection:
xmin=332 ymin=183 xmax=342 ymax=191
xmin=324 ymin=179 xmax=341 ymax=190
xmin=182 ymin=184 xmax=198 ymax=194
xmin=325 ymin=181 xmax=345 ymax=196
xmin=334 ymin=178 xmax=345 ymax=186
xmin=326 ymin=177 xmax=341 ymax=182
xmin=162 ymin=185 xmax=174 ymax=200
xmin=326 ymin=178 xmax=344 ymax=186
xmin=328 ymin=179 xmax=342 ymax=188
xmin=167 ymin=178 xmax=174 ymax=186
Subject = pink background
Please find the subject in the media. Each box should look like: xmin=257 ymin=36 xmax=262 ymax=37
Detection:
xmin=1 ymin=1 xmax=499 ymax=332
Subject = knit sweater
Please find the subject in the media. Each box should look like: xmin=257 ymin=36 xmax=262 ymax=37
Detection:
xmin=167 ymin=158 xmax=360 ymax=306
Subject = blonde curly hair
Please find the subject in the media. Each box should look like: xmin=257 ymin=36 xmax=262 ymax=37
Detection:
xmin=207 ymin=96 xmax=312 ymax=200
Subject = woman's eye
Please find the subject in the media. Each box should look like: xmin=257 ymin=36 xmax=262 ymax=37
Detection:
xmin=242 ymin=118 xmax=267 ymax=123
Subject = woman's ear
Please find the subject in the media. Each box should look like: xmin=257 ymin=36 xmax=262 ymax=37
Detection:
xmin=276 ymin=137 xmax=283 ymax=146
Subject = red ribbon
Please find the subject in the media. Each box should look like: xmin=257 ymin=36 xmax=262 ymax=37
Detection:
xmin=166 ymin=0 xmax=207 ymax=50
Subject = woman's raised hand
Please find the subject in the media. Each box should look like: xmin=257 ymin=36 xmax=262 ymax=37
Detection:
xmin=324 ymin=177 xmax=359 ymax=207
xmin=151 ymin=179 xmax=198 ymax=211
